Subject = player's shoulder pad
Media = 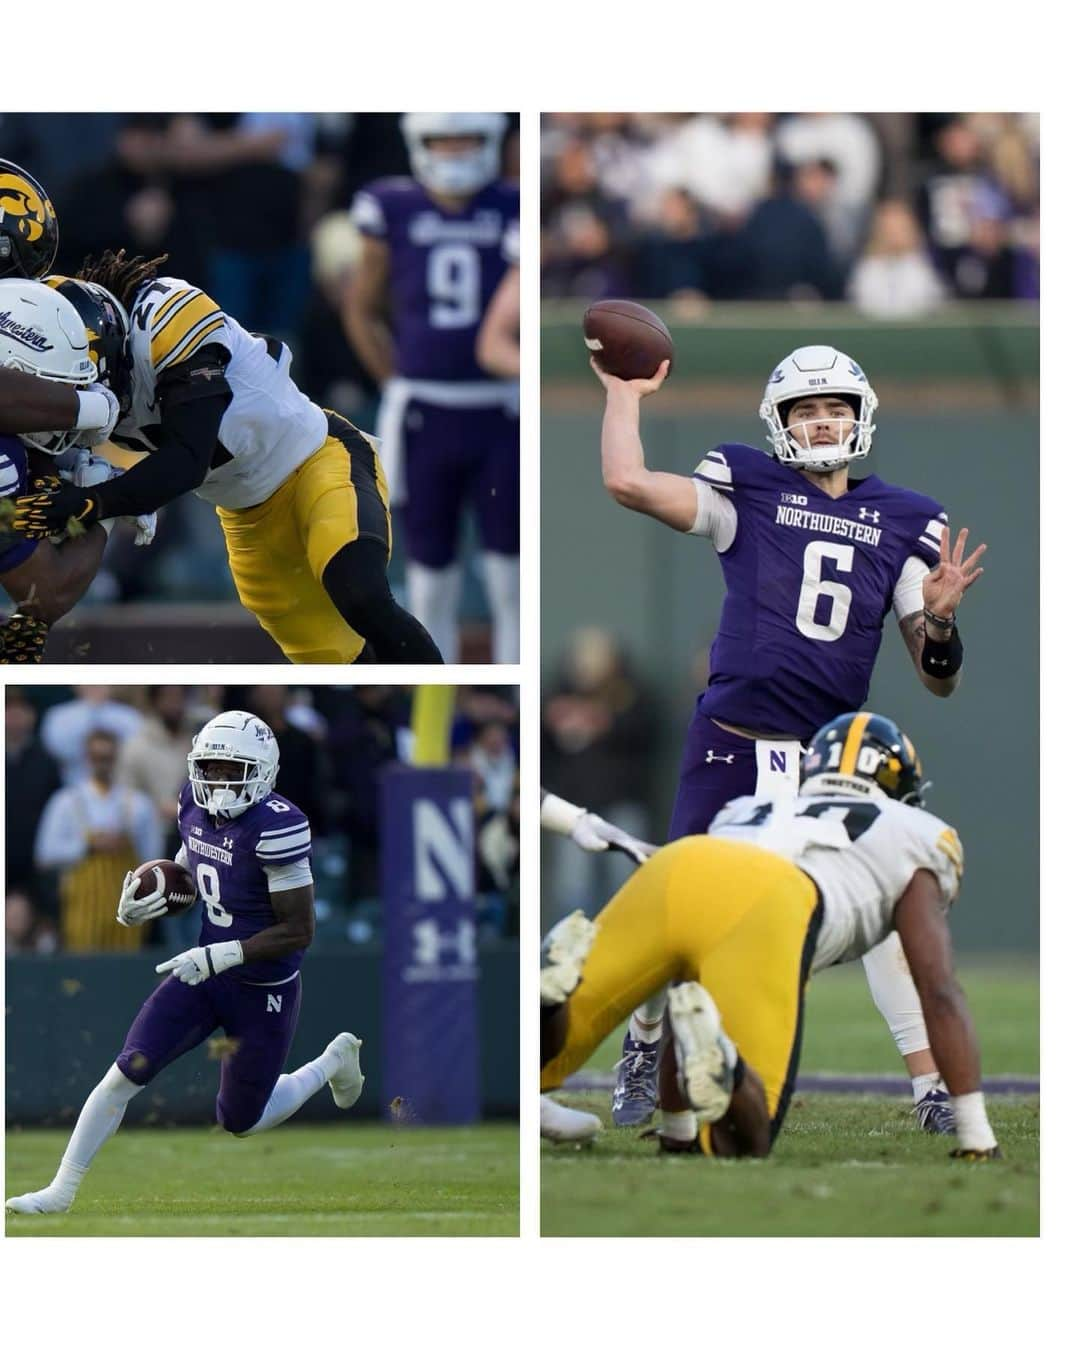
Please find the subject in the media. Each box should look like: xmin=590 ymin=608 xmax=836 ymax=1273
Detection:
xmin=350 ymin=177 xmax=418 ymax=236
xmin=692 ymin=441 xmax=762 ymax=495
xmin=253 ymin=793 xmax=312 ymax=865
xmin=130 ymin=276 xmax=227 ymax=379
xmin=0 ymin=436 xmax=28 ymax=497
xmin=872 ymin=476 xmax=948 ymax=561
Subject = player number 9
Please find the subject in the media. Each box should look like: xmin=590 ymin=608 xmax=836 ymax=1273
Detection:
xmin=427 ymin=243 xmax=481 ymax=329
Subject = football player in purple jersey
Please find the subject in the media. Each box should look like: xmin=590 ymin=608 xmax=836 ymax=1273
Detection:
xmin=6 ymin=711 xmax=365 ymax=1216
xmin=344 ymin=113 xmax=519 ymax=663
xmin=592 ymin=345 xmax=985 ymax=1131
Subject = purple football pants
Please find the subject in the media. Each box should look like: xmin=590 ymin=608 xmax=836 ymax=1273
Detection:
xmin=667 ymin=709 xmax=802 ymax=840
xmin=116 ymin=972 xmax=302 ymax=1134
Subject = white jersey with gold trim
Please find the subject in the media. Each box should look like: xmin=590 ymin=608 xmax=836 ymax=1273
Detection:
xmin=707 ymin=791 xmax=963 ymax=971
xmin=116 ymin=275 xmax=327 ymax=510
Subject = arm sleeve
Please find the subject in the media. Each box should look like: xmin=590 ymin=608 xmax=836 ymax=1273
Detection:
xmin=260 ymin=857 xmax=314 ymax=892
xmin=686 ymin=477 xmax=738 ymax=553
xmin=892 ymin=555 xmax=930 ymax=621
xmin=174 ymin=844 xmax=191 ymax=871
xmin=539 ymin=791 xmax=586 ymax=837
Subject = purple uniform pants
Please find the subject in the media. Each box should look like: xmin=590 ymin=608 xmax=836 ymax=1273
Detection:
xmin=116 ymin=972 xmax=302 ymax=1134
xmin=667 ymin=708 xmax=802 ymax=841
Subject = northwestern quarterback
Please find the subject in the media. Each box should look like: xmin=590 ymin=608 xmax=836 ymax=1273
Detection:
xmin=594 ymin=346 xmax=985 ymax=1130
xmin=344 ymin=113 xmax=519 ymax=663
xmin=6 ymin=711 xmax=365 ymax=1216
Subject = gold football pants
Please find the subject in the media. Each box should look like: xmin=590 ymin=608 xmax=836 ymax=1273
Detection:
xmin=218 ymin=413 xmax=392 ymax=664
xmin=541 ymin=835 xmax=822 ymax=1125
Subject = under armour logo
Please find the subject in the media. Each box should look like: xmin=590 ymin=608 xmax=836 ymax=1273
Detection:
xmin=929 ymin=656 xmax=948 ymax=667
xmin=858 ymin=507 xmax=880 ymax=523
xmin=266 ymin=994 xmax=282 ymax=1013
xmin=223 ymin=836 xmax=233 ymax=849
xmin=706 ymin=751 xmax=735 ymax=764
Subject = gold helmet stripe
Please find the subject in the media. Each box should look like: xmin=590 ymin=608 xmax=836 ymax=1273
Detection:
xmin=839 ymin=711 xmax=872 ymax=776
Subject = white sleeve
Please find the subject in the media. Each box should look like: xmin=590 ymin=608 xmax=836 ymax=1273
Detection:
xmin=261 ymin=857 xmax=314 ymax=893
xmin=687 ymin=478 xmax=738 ymax=553
xmin=892 ymin=555 xmax=930 ymax=622
xmin=539 ymin=791 xmax=586 ymax=837
xmin=350 ymin=190 xmax=386 ymax=236
xmin=175 ymin=844 xmax=190 ymax=871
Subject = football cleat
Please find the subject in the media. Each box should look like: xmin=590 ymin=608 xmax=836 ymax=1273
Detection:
xmin=914 ymin=1087 xmax=957 ymax=1135
xmin=5 ymin=1186 xmax=72 ymax=1215
xmin=326 ymin=1032 xmax=365 ymax=1110
xmin=540 ymin=1094 xmax=602 ymax=1143
xmin=611 ymin=1033 xmax=661 ymax=1127
xmin=668 ymin=981 xmax=739 ymax=1124
xmin=540 ymin=910 xmax=597 ymax=1007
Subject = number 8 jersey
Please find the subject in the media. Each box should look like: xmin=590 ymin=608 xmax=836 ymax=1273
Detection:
xmin=692 ymin=442 xmax=946 ymax=740
xmin=176 ymin=782 xmax=312 ymax=984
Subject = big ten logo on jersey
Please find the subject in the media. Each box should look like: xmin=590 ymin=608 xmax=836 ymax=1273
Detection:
xmin=407 ymin=796 xmax=477 ymax=984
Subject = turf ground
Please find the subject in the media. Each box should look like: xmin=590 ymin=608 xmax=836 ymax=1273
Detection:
xmin=542 ymin=960 xmax=1038 ymax=1237
xmin=6 ymin=1121 xmax=518 ymax=1236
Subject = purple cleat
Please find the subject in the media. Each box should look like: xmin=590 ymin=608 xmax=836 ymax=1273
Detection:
xmin=611 ymin=1033 xmax=661 ymax=1128
xmin=914 ymin=1088 xmax=957 ymax=1134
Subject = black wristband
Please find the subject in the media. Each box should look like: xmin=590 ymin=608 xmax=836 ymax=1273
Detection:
xmin=921 ymin=625 xmax=963 ymax=679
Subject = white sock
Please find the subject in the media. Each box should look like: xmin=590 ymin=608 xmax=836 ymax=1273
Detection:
xmin=658 ymin=1110 xmax=697 ymax=1142
xmin=50 ymin=1064 xmax=144 ymax=1203
xmin=630 ymin=987 xmax=669 ymax=1043
xmin=238 ymin=1056 xmax=332 ymax=1137
xmin=912 ymin=1072 xmax=943 ymax=1103
xmin=861 ymin=932 xmax=930 ymax=1058
xmin=480 ymin=551 xmax=519 ymax=664
xmin=406 ymin=562 xmax=462 ymax=663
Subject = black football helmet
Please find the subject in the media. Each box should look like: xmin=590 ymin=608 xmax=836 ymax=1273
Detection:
xmin=44 ymin=276 xmax=132 ymax=417
xmin=0 ymin=160 xmax=59 ymax=279
xmin=801 ymin=711 xmax=926 ymax=807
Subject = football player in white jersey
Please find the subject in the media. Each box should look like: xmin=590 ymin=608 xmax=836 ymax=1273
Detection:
xmin=9 ymin=253 xmax=442 ymax=664
xmin=542 ymin=712 xmax=1000 ymax=1160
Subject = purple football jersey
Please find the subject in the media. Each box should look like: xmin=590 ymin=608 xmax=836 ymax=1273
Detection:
xmin=177 ymin=782 xmax=312 ymax=984
xmin=693 ymin=443 xmax=946 ymax=739
xmin=350 ymin=177 xmax=518 ymax=381
xmin=0 ymin=435 xmax=39 ymax=574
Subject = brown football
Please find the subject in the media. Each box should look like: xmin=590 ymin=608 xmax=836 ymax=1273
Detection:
xmin=583 ymin=299 xmax=674 ymax=381
xmin=131 ymin=858 xmax=198 ymax=917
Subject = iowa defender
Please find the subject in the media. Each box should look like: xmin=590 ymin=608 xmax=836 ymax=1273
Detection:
xmin=11 ymin=254 xmax=441 ymax=663
xmin=541 ymin=712 xmax=1000 ymax=1161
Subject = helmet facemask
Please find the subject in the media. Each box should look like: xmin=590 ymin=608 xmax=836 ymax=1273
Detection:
xmin=187 ymin=712 xmax=280 ymax=820
xmin=759 ymin=346 xmax=878 ymax=472
xmin=401 ymin=113 xmax=507 ymax=197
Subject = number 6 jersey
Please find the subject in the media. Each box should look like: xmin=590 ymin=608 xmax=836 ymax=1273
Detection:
xmin=176 ymin=782 xmax=312 ymax=984
xmin=691 ymin=442 xmax=947 ymax=740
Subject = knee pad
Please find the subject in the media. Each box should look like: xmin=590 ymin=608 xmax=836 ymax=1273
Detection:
xmin=115 ymin=1050 xmax=158 ymax=1089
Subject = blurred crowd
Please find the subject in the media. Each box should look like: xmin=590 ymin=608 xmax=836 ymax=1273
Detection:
xmin=0 ymin=112 xmax=519 ymax=607
xmin=6 ymin=684 xmax=519 ymax=955
xmin=541 ymin=113 xmax=1039 ymax=313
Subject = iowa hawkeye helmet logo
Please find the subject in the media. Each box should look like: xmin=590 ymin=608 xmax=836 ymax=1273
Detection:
xmin=0 ymin=161 xmax=59 ymax=279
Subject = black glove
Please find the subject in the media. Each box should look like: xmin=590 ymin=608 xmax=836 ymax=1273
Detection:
xmin=949 ymin=1146 xmax=1003 ymax=1161
xmin=0 ymin=612 xmax=50 ymax=663
xmin=13 ymin=477 xmax=100 ymax=539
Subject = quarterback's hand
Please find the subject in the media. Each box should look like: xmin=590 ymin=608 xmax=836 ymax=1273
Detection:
xmin=74 ymin=382 xmax=121 ymax=448
xmin=590 ymin=355 xmax=670 ymax=400
xmin=570 ymin=812 xmax=658 ymax=866
xmin=156 ymin=941 xmax=244 ymax=986
xmin=116 ymin=869 xmax=168 ymax=927
xmin=12 ymin=479 xmax=100 ymax=539
xmin=922 ymin=525 xmax=986 ymax=621
xmin=949 ymin=1146 xmax=1003 ymax=1161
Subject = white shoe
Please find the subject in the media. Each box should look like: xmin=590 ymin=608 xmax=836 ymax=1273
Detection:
xmin=668 ymin=982 xmax=738 ymax=1124
xmin=540 ymin=1095 xmax=602 ymax=1142
xmin=6 ymin=1187 xmax=73 ymax=1215
xmin=325 ymin=1033 xmax=365 ymax=1109
xmin=540 ymin=910 xmax=597 ymax=1006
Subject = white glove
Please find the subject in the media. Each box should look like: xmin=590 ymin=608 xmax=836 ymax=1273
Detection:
xmin=156 ymin=941 xmax=244 ymax=986
xmin=117 ymin=869 xmax=168 ymax=927
xmin=125 ymin=509 xmax=157 ymax=546
xmin=570 ymin=812 xmax=657 ymax=866
xmin=73 ymin=383 xmax=121 ymax=448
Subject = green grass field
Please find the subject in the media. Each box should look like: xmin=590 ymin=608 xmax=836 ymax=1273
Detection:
xmin=6 ymin=1121 xmax=518 ymax=1236
xmin=542 ymin=961 xmax=1038 ymax=1237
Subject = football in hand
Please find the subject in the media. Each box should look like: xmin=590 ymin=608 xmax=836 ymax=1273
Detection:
xmin=131 ymin=859 xmax=198 ymax=917
xmin=583 ymin=299 xmax=674 ymax=381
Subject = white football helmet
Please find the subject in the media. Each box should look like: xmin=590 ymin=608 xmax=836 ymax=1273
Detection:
xmin=401 ymin=112 xmax=508 ymax=197
xmin=188 ymin=711 xmax=280 ymax=819
xmin=759 ymin=345 xmax=878 ymax=472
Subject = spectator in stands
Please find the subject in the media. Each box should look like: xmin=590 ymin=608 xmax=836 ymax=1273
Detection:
xmin=6 ymin=888 xmax=58 ymax=955
xmin=848 ymin=199 xmax=946 ymax=318
xmin=740 ymin=159 xmax=840 ymax=300
xmin=40 ymin=687 xmax=143 ymax=787
xmin=116 ymin=686 xmax=195 ymax=857
xmin=775 ymin=112 xmax=882 ymax=261
xmin=633 ymin=187 xmax=714 ymax=301
xmin=246 ymin=685 xmax=331 ymax=836
xmin=34 ymin=729 xmax=162 ymax=952
xmin=6 ymin=691 xmax=61 ymax=906
xmin=541 ymin=135 xmax=629 ymax=297
xmin=460 ymin=719 xmax=518 ymax=814
xmin=647 ymin=113 xmax=773 ymax=223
